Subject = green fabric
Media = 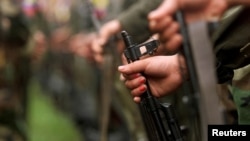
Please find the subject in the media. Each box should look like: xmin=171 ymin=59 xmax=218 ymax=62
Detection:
xmin=213 ymin=7 xmax=250 ymax=124
xmin=231 ymin=86 xmax=250 ymax=124
xmin=117 ymin=0 xmax=162 ymax=43
xmin=213 ymin=7 xmax=250 ymax=70
xmin=212 ymin=6 xmax=250 ymax=83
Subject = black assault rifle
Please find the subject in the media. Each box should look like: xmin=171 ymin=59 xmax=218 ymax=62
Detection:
xmin=121 ymin=31 xmax=184 ymax=141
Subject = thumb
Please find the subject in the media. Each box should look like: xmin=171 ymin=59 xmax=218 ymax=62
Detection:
xmin=118 ymin=60 xmax=148 ymax=75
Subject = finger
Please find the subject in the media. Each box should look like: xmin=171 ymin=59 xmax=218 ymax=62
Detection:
xmin=92 ymin=40 xmax=104 ymax=54
xmin=124 ymin=76 xmax=146 ymax=89
xmin=121 ymin=73 xmax=141 ymax=81
xmin=149 ymin=16 xmax=172 ymax=33
xmin=160 ymin=21 xmax=179 ymax=41
xmin=133 ymin=96 xmax=141 ymax=103
xmin=94 ymin=53 xmax=103 ymax=64
xmin=120 ymin=74 xmax=126 ymax=82
xmin=121 ymin=53 xmax=129 ymax=65
xmin=131 ymin=84 xmax=147 ymax=96
xmin=160 ymin=34 xmax=182 ymax=54
xmin=98 ymin=20 xmax=121 ymax=45
xmin=148 ymin=0 xmax=177 ymax=21
xmin=98 ymin=29 xmax=110 ymax=46
xmin=118 ymin=60 xmax=149 ymax=75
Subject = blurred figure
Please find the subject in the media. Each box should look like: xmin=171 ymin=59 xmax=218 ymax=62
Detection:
xmin=0 ymin=0 xmax=31 ymax=140
xmin=27 ymin=0 xmax=136 ymax=141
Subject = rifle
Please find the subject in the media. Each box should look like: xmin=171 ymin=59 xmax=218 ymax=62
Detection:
xmin=86 ymin=1 xmax=126 ymax=141
xmin=175 ymin=11 xmax=225 ymax=141
xmin=121 ymin=31 xmax=184 ymax=141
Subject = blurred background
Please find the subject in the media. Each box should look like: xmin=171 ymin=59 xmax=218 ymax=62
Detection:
xmin=0 ymin=0 xmax=146 ymax=141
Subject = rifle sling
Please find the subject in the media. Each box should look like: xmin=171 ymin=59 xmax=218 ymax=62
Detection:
xmin=187 ymin=21 xmax=225 ymax=141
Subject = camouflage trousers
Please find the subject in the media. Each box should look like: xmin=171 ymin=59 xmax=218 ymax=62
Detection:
xmin=230 ymin=64 xmax=250 ymax=124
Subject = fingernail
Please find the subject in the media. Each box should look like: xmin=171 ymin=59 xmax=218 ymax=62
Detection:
xmin=139 ymin=77 xmax=145 ymax=84
xmin=118 ymin=66 xmax=125 ymax=71
xmin=139 ymin=85 xmax=146 ymax=92
xmin=132 ymin=73 xmax=141 ymax=79
xmin=148 ymin=11 xmax=156 ymax=19
xmin=133 ymin=97 xmax=141 ymax=103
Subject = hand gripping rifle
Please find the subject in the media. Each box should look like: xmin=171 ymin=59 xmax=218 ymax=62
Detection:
xmin=121 ymin=31 xmax=184 ymax=141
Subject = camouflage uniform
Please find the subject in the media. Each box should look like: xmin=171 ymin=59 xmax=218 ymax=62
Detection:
xmin=213 ymin=6 xmax=250 ymax=124
xmin=0 ymin=0 xmax=31 ymax=140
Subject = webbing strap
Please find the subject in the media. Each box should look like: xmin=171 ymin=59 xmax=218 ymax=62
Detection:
xmin=188 ymin=21 xmax=225 ymax=141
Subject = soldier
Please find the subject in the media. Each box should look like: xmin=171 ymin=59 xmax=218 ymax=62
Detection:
xmin=95 ymin=0 xmax=249 ymax=140
xmin=29 ymin=0 xmax=137 ymax=141
xmin=29 ymin=0 xmax=101 ymax=140
xmin=0 ymin=0 xmax=31 ymax=140
xmin=212 ymin=6 xmax=250 ymax=124
xmin=118 ymin=0 xmax=250 ymax=126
